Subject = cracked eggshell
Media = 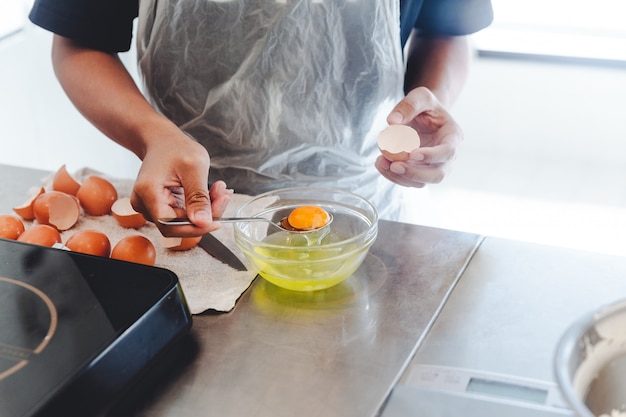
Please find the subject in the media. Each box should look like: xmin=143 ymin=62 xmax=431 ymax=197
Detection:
xmin=377 ymin=125 xmax=421 ymax=162
xmin=13 ymin=186 xmax=45 ymax=220
xmin=111 ymin=197 xmax=147 ymax=229
xmin=32 ymin=190 xmax=81 ymax=231
xmin=52 ymin=164 xmax=81 ymax=196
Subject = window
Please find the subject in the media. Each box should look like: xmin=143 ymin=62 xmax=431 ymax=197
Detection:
xmin=473 ymin=0 xmax=626 ymax=65
xmin=0 ymin=0 xmax=31 ymax=41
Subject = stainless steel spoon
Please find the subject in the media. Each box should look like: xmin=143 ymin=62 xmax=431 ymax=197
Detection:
xmin=158 ymin=214 xmax=333 ymax=233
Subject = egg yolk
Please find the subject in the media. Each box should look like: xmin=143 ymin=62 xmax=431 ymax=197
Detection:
xmin=287 ymin=206 xmax=331 ymax=231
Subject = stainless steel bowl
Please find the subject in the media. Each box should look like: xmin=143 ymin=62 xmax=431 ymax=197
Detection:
xmin=555 ymin=298 xmax=626 ymax=417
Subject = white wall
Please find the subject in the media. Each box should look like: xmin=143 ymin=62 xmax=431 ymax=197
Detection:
xmin=0 ymin=23 xmax=141 ymax=178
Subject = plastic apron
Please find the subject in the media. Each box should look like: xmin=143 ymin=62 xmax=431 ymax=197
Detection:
xmin=136 ymin=0 xmax=407 ymax=221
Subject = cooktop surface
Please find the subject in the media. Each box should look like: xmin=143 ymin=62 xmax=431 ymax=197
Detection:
xmin=0 ymin=238 xmax=192 ymax=417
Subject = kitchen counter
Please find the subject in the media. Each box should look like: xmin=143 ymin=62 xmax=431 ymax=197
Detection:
xmin=125 ymin=222 xmax=481 ymax=417
xmin=382 ymin=237 xmax=626 ymax=416
xmin=410 ymin=237 xmax=626 ymax=381
xmin=0 ymin=164 xmax=482 ymax=417
xmin=10 ymin=162 xmax=623 ymax=416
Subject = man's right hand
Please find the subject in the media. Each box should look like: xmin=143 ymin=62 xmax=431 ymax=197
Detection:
xmin=130 ymin=131 xmax=232 ymax=237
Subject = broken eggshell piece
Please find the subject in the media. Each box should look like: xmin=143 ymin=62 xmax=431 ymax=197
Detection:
xmin=32 ymin=190 xmax=81 ymax=231
xmin=13 ymin=186 xmax=45 ymax=220
xmin=52 ymin=164 xmax=81 ymax=196
xmin=377 ymin=124 xmax=421 ymax=162
xmin=111 ymin=197 xmax=147 ymax=229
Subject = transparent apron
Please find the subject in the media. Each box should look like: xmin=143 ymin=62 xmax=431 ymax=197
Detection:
xmin=136 ymin=0 xmax=407 ymax=221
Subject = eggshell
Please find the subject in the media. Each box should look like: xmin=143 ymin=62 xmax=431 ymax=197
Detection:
xmin=13 ymin=186 xmax=45 ymax=220
xmin=377 ymin=125 xmax=421 ymax=162
xmin=32 ymin=191 xmax=81 ymax=231
xmin=17 ymin=224 xmax=62 ymax=247
xmin=52 ymin=164 xmax=81 ymax=196
xmin=111 ymin=197 xmax=147 ymax=229
xmin=0 ymin=214 xmax=25 ymax=240
xmin=76 ymin=176 xmax=118 ymax=216
xmin=65 ymin=230 xmax=111 ymax=257
xmin=111 ymin=235 xmax=157 ymax=266
xmin=161 ymin=236 xmax=202 ymax=251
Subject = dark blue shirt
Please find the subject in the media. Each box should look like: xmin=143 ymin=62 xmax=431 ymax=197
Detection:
xmin=30 ymin=0 xmax=492 ymax=53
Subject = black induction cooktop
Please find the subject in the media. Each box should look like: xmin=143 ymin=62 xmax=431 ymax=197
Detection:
xmin=0 ymin=238 xmax=192 ymax=417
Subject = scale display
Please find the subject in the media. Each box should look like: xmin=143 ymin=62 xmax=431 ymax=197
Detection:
xmin=380 ymin=365 xmax=575 ymax=417
xmin=467 ymin=376 xmax=550 ymax=404
xmin=0 ymin=238 xmax=192 ymax=417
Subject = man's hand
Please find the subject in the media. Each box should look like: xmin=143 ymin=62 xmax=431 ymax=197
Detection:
xmin=375 ymin=87 xmax=463 ymax=188
xmin=130 ymin=132 xmax=233 ymax=237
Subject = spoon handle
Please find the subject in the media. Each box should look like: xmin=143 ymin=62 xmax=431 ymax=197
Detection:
xmin=157 ymin=217 xmax=193 ymax=225
xmin=213 ymin=217 xmax=272 ymax=223
xmin=157 ymin=216 xmax=271 ymax=226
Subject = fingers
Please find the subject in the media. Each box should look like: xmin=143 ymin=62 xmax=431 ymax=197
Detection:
xmin=209 ymin=181 xmax=233 ymax=218
xmin=375 ymin=155 xmax=451 ymax=188
xmin=182 ymin=172 xmax=212 ymax=228
xmin=148 ymin=182 xmax=231 ymax=237
xmin=130 ymin=179 xmax=200 ymax=237
xmin=380 ymin=86 xmax=464 ymax=187
xmin=174 ymin=180 xmax=233 ymax=230
xmin=411 ymin=137 xmax=458 ymax=165
xmin=129 ymin=136 xmax=231 ymax=237
xmin=387 ymin=87 xmax=438 ymax=125
xmin=129 ymin=176 xmax=171 ymax=223
xmin=375 ymin=119 xmax=460 ymax=186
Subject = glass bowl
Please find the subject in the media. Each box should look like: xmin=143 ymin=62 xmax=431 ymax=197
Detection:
xmin=233 ymin=186 xmax=378 ymax=291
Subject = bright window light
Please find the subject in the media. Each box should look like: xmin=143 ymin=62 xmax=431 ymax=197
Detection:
xmin=473 ymin=0 xmax=626 ymax=63
xmin=0 ymin=0 xmax=31 ymax=40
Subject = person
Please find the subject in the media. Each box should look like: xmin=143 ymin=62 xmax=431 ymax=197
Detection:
xmin=29 ymin=0 xmax=493 ymax=238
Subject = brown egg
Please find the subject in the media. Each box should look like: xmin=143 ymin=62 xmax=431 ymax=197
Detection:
xmin=65 ymin=230 xmax=111 ymax=257
xmin=17 ymin=224 xmax=62 ymax=247
xmin=111 ymin=197 xmax=147 ymax=229
xmin=13 ymin=186 xmax=45 ymax=220
xmin=377 ymin=125 xmax=421 ymax=162
xmin=0 ymin=214 xmax=26 ymax=240
xmin=76 ymin=176 xmax=118 ymax=216
xmin=32 ymin=191 xmax=81 ymax=231
xmin=111 ymin=235 xmax=156 ymax=266
xmin=161 ymin=236 xmax=202 ymax=251
xmin=52 ymin=164 xmax=81 ymax=195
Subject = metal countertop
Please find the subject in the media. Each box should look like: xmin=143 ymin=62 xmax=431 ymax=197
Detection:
xmin=123 ymin=221 xmax=482 ymax=417
xmin=382 ymin=237 xmax=626 ymax=417
xmin=0 ymin=164 xmax=483 ymax=417
xmin=408 ymin=237 xmax=626 ymax=381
